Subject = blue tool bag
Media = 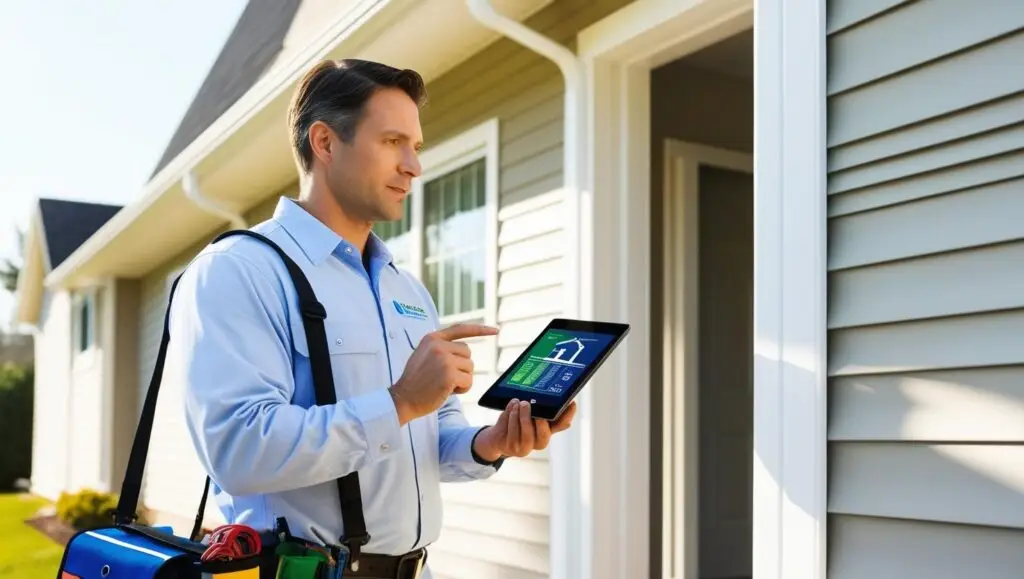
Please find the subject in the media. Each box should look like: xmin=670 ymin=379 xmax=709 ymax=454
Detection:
xmin=55 ymin=230 xmax=364 ymax=579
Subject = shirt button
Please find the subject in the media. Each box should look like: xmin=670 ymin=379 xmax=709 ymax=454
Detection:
xmin=380 ymin=443 xmax=390 ymax=452
xmin=388 ymin=330 xmax=396 ymax=340
xmin=345 ymin=247 xmax=353 ymax=254
xmin=335 ymin=338 xmax=343 ymax=346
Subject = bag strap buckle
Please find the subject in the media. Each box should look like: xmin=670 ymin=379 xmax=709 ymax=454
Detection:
xmin=341 ymin=531 xmax=371 ymax=571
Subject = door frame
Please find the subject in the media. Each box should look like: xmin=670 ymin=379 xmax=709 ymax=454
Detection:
xmin=576 ymin=1 xmax=828 ymax=579
xmin=662 ymin=139 xmax=753 ymax=579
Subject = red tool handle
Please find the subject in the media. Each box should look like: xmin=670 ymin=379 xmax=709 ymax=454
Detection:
xmin=200 ymin=524 xmax=262 ymax=562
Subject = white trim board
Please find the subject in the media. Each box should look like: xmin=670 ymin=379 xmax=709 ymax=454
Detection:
xmin=751 ymin=1 xmax=828 ymax=579
xmin=577 ymin=1 xmax=828 ymax=579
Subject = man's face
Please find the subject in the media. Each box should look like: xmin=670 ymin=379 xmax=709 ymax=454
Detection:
xmin=323 ymin=87 xmax=423 ymax=223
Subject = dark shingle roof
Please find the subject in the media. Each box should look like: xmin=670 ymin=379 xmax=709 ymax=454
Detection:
xmin=148 ymin=0 xmax=303 ymax=179
xmin=37 ymin=199 xmax=123 ymax=269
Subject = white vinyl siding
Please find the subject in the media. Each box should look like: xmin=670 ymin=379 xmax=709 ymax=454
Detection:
xmin=30 ymin=290 xmax=72 ymax=500
xmin=826 ymin=1 xmax=1024 ymax=577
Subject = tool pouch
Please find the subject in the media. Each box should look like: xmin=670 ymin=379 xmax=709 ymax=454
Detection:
xmin=56 ymin=523 xmax=272 ymax=579
xmin=57 ymin=524 xmax=202 ymax=579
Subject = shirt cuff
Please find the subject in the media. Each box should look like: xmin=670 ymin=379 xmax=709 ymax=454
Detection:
xmin=349 ymin=388 xmax=403 ymax=464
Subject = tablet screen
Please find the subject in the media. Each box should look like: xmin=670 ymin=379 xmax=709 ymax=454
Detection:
xmin=488 ymin=327 xmax=621 ymax=410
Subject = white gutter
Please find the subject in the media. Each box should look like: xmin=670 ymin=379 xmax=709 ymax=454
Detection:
xmin=181 ymin=171 xmax=247 ymax=231
xmin=463 ymin=3 xmax=589 ymax=579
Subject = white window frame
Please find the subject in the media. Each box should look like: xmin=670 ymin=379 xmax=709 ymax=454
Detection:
xmin=72 ymin=287 xmax=99 ymax=370
xmin=392 ymin=118 xmax=500 ymax=330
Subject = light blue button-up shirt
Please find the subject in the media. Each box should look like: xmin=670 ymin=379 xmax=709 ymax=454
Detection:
xmin=166 ymin=197 xmax=499 ymax=564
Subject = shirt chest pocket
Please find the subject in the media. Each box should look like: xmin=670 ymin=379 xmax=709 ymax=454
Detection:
xmin=400 ymin=318 xmax=436 ymax=353
xmin=292 ymin=318 xmax=386 ymax=398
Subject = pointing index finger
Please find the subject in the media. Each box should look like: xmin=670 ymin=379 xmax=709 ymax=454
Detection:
xmin=433 ymin=323 xmax=499 ymax=341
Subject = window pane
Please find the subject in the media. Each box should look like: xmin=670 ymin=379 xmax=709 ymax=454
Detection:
xmin=425 ymin=178 xmax=443 ymax=257
xmin=424 ymin=262 xmax=439 ymax=308
xmin=460 ymin=249 xmax=485 ymax=313
xmin=79 ymin=297 xmax=91 ymax=351
xmin=443 ymin=258 xmax=456 ymax=317
xmin=476 ymin=161 xmax=485 ymax=208
xmin=422 ymin=157 xmax=489 ymax=319
xmin=460 ymin=165 xmax=475 ymax=213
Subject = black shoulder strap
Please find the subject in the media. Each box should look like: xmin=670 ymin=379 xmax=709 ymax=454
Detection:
xmin=115 ymin=229 xmax=370 ymax=566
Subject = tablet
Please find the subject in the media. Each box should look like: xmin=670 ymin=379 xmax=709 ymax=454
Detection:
xmin=478 ymin=318 xmax=630 ymax=420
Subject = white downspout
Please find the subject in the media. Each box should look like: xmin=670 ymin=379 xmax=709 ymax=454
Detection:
xmin=181 ymin=171 xmax=247 ymax=230
xmin=464 ymin=3 xmax=589 ymax=579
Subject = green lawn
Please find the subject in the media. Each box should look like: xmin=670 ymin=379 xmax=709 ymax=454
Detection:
xmin=0 ymin=493 xmax=64 ymax=578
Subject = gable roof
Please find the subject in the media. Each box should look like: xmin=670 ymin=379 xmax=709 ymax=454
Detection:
xmin=37 ymin=198 xmax=123 ymax=270
xmin=13 ymin=197 xmax=122 ymax=328
xmin=148 ymin=0 xmax=304 ymax=179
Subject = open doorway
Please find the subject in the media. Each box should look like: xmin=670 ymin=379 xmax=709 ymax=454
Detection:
xmin=652 ymin=29 xmax=754 ymax=579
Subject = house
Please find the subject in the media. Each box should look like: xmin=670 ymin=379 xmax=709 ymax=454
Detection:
xmin=13 ymin=198 xmax=123 ymax=499
xmin=545 ymin=338 xmax=588 ymax=365
xmin=12 ymin=0 xmax=1024 ymax=577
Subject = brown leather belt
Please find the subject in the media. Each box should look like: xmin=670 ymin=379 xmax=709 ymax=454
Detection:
xmin=346 ymin=548 xmax=427 ymax=579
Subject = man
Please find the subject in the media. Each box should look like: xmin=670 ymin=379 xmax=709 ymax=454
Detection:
xmin=166 ymin=59 xmax=577 ymax=579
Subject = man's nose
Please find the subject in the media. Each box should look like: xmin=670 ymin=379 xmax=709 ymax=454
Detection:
xmin=400 ymin=148 xmax=421 ymax=178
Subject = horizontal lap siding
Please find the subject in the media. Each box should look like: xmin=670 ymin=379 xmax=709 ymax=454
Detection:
xmin=418 ymin=0 xmax=631 ymax=576
xmin=826 ymin=1 xmax=1024 ymax=577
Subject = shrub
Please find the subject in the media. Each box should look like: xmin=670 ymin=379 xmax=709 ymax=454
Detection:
xmin=0 ymin=362 xmax=33 ymax=490
xmin=56 ymin=488 xmax=147 ymax=530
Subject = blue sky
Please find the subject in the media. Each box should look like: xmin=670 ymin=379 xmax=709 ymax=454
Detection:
xmin=0 ymin=0 xmax=249 ymax=330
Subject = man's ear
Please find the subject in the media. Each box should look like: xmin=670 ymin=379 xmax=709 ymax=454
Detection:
xmin=308 ymin=121 xmax=334 ymax=165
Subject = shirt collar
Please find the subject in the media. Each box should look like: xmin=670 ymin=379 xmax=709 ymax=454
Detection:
xmin=272 ymin=197 xmax=395 ymax=268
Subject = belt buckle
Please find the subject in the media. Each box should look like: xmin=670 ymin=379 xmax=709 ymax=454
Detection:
xmin=397 ymin=549 xmax=425 ymax=579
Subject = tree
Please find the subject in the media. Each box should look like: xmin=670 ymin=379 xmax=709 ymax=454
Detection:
xmin=0 ymin=228 xmax=25 ymax=294
xmin=0 ymin=361 xmax=33 ymax=489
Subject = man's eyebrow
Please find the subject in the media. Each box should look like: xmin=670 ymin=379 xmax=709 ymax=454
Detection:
xmin=383 ymin=129 xmax=423 ymax=149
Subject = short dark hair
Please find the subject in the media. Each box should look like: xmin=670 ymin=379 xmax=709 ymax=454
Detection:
xmin=287 ymin=59 xmax=427 ymax=172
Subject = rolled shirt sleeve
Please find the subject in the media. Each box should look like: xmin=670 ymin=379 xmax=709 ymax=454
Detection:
xmin=167 ymin=248 xmax=403 ymax=496
xmin=436 ymin=385 xmax=503 ymax=482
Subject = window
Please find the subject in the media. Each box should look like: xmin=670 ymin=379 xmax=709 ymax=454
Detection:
xmin=373 ymin=119 xmax=499 ymax=325
xmin=73 ymin=290 xmax=97 ymax=353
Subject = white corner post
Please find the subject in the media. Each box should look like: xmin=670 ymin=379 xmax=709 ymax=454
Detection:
xmin=752 ymin=0 xmax=828 ymax=579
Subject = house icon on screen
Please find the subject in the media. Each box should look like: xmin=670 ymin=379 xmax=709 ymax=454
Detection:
xmin=545 ymin=337 xmax=596 ymax=364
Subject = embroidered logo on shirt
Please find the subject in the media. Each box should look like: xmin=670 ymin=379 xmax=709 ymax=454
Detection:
xmin=393 ymin=300 xmax=429 ymax=320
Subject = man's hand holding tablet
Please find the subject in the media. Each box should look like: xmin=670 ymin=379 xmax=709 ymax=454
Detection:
xmin=473 ymin=318 xmax=630 ymax=461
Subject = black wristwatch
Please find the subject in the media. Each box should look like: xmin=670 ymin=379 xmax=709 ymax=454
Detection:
xmin=470 ymin=427 xmax=506 ymax=468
